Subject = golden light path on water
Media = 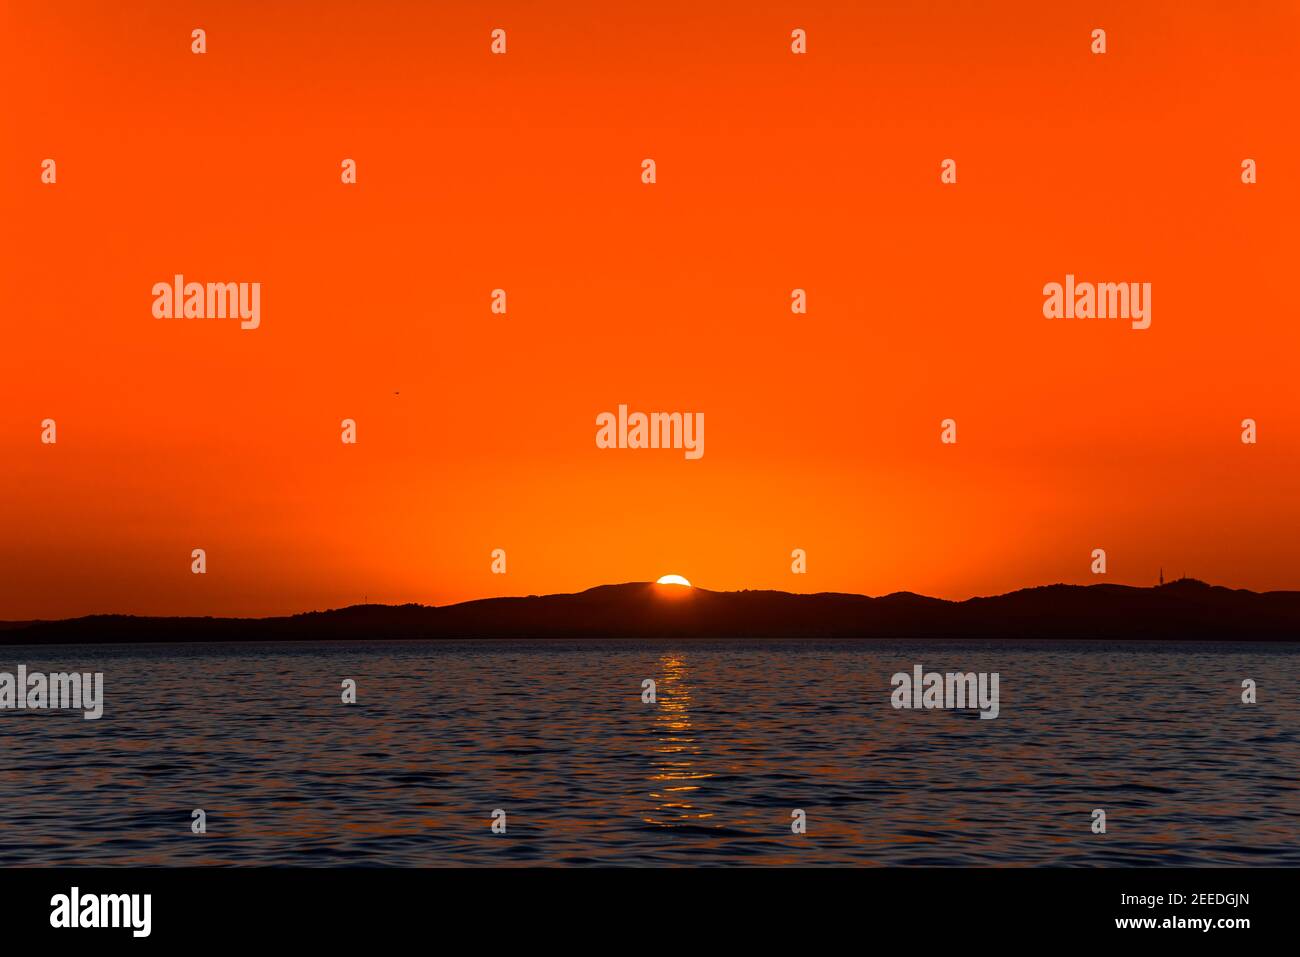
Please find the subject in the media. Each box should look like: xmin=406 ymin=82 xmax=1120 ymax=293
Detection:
xmin=645 ymin=655 xmax=714 ymax=828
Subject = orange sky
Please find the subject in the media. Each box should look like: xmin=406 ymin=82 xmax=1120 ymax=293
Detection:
xmin=2 ymin=1 xmax=1298 ymax=618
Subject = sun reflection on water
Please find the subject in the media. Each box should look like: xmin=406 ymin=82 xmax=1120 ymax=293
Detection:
xmin=645 ymin=654 xmax=715 ymax=827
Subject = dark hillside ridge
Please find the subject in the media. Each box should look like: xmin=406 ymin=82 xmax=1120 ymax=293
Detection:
xmin=3 ymin=578 xmax=1298 ymax=644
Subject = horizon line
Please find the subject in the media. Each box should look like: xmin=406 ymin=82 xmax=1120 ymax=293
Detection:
xmin=5 ymin=575 xmax=1292 ymax=626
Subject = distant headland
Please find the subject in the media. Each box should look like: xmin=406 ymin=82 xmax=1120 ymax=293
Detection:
xmin=2 ymin=578 xmax=1298 ymax=644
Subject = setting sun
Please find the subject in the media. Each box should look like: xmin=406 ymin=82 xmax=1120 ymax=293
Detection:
xmin=656 ymin=574 xmax=692 ymax=587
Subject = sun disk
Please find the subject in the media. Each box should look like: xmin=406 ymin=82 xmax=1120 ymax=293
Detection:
xmin=656 ymin=574 xmax=691 ymax=587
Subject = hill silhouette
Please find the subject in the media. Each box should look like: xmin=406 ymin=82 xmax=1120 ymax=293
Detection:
xmin=2 ymin=578 xmax=1298 ymax=644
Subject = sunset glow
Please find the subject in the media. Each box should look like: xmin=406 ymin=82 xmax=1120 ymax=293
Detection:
xmin=2 ymin=2 xmax=1297 ymax=621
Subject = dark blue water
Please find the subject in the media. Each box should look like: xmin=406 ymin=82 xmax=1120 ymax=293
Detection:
xmin=1 ymin=639 xmax=1296 ymax=865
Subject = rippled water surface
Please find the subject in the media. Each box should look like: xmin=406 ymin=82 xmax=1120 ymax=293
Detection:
xmin=2 ymin=639 xmax=1297 ymax=865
